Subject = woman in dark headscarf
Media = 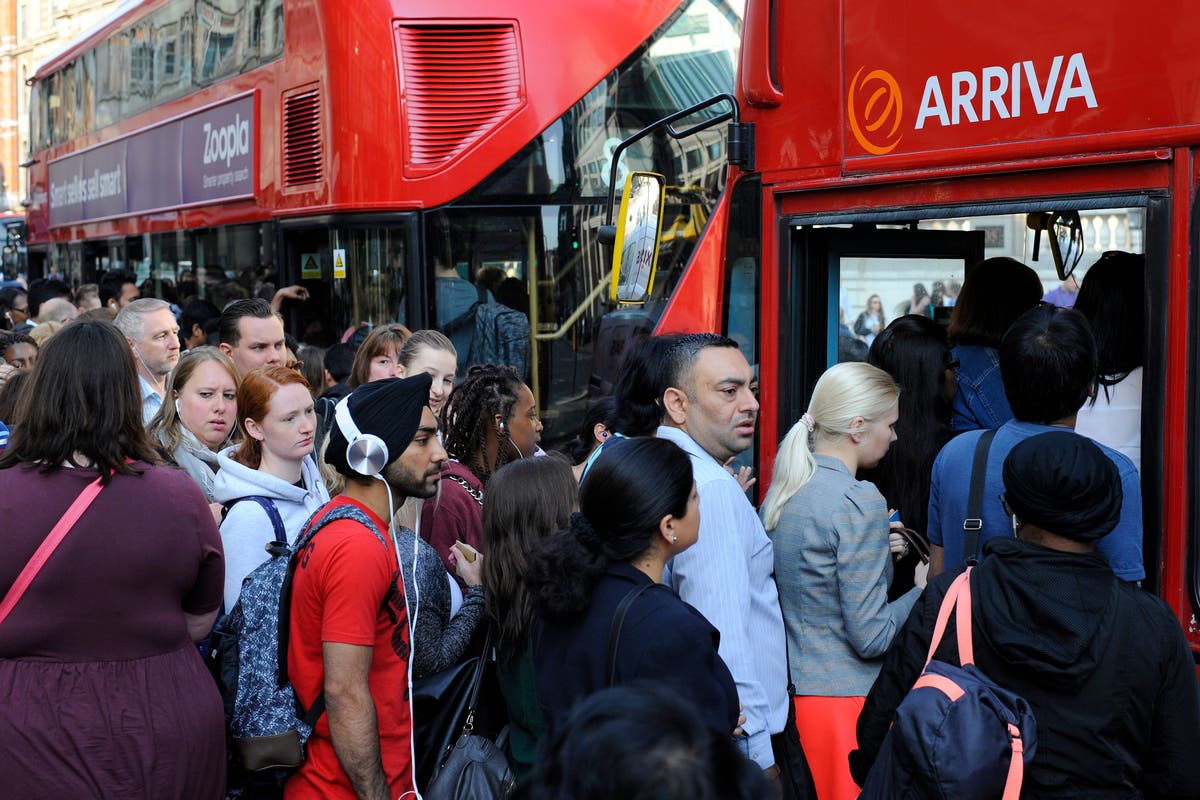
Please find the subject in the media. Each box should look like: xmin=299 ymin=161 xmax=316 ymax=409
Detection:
xmin=851 ymin=432 xmax=1200 ymax=798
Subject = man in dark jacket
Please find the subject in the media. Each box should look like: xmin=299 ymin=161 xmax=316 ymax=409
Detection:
xmin=850 ymin=431 xmax=1200 ymax=798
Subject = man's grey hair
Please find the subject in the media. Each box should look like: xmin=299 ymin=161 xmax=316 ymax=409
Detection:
xmin=114 ymin=297 xmax=172 ymax=342
xmin=35 ymin=297 xmax=77 ymax=325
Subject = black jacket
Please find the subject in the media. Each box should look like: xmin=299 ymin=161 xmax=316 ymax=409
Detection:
xmin=850 ymin=537 xmax=1200 ymax=799
xmin=532 ymin=562 xmax=739 ymax=738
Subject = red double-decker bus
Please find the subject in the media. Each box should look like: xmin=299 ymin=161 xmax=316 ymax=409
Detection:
xmin=23 ymin=0 xmax=742 ymax=441
xmin=654 ymin=0 xmax=1200 ymax=652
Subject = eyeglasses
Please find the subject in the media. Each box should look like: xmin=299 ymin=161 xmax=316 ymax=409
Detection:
xmin=11 ymin=306 xmax=26 ymax=314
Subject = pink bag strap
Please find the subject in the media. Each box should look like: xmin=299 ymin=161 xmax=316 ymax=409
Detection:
xmin=923 ymin=568 xmax=975 ymax=667
xmin=1003 ymin=722 xmax=1026 ymax=800
xmin=0 ymin=474 xmax=106 ymax=627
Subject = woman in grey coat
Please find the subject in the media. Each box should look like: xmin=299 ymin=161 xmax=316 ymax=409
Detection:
xmin=760 ymin=362 xmax=926 ymax=800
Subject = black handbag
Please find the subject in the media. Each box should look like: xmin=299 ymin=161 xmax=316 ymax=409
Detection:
xmin=413 ymin=625 xmax=514 ymax=799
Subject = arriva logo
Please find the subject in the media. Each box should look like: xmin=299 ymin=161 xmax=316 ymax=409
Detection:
xmin=202 ymin=114 xmax=251 ymax=168
xmin=848 ymin=67 xmax=904 ymax=155
xmin=849 ymin=52 xmax=1099 ymax=153
xmin=915 ymin=52 xmax=1097 ymax=129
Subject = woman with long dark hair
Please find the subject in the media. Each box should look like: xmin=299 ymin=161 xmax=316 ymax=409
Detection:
xmin=1073 ymin=250 xmax=1145 ymax=472
xmin=527 ymin=436 xmax=739 ymax=740
xmin=860 ymin=315 xmax=954 ymax=596
xmin=483 ymin=455 xmax=579 ymax=780
xmin=947 ymin=257 xmax=1043 ymax=431
xmin=0 ymin=320 xmax=225 ymax=798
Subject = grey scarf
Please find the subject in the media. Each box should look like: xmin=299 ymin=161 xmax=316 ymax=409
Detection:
xmin=166 ymin=426 xmax=223 ymax=502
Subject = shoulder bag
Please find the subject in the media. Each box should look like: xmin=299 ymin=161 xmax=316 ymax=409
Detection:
xmin=0 ymin=474 xmax=106 ymax=627
xmin=423 ymin=624 xmax=515 ymax=800
xmin=963 ymin=429 xmax=998 ymax=566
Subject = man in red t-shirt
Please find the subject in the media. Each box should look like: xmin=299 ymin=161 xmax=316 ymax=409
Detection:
xmin=287 ymin=374 xmax=445 ymax=800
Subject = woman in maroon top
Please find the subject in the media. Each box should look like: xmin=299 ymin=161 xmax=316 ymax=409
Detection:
xmin=421 ymin=363 xmax=542 ymax=571
xmin=0 ymin=321 xmax=226 ymax=799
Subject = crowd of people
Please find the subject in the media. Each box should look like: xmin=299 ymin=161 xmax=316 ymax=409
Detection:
xmin=0 ymin=250 xmax=1197 ymax=800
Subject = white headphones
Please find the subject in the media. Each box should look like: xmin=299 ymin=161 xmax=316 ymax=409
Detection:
xmin=334 ymin=397 xmax=389 ymax=476
xmin=174 ymin=397 xmax=181 ymax=415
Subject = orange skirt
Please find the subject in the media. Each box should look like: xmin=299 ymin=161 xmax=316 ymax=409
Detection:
xmin=792 ymin=695 xmax=865 ymax=800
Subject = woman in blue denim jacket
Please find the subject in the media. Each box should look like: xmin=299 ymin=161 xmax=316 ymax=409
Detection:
xmin=947 ymin=257 xmax=1043 ymax=431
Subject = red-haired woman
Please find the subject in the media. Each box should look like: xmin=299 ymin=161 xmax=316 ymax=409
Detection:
xmin=213 ymin=366 xmax=330 ymax=610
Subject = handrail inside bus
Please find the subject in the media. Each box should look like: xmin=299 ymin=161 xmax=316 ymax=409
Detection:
xmin=533 ymin=270 xmax=613 ymax=341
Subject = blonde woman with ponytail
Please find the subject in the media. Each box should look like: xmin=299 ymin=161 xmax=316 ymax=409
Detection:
xmin=761 ymin=362 xmax=926 ymax=800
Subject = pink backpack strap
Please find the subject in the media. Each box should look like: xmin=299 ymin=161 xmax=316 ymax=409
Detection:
xmin=923 ymin=568 xmax=974 ymax=667
xmin=955 ymin=567 xmax=975 ymax=665
xmin=0 ymin=474 xmax=106 ymax=627
xmin=1003 ymin=722 xmax=1026 ymax=800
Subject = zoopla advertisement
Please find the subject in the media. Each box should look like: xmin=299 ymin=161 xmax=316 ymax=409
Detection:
xmin=49 ymin=94 xmax=255 ymax=227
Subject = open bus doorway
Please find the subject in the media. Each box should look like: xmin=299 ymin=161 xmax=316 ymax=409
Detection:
xmin=780 ymin=201 xmax=1160 ymax=592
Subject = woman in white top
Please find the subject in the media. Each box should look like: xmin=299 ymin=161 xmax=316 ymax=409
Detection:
xmin=213 ymin=365 xmax=330 ymax=610
xmin=1073 ymin=251 xmax=1144 ymax=472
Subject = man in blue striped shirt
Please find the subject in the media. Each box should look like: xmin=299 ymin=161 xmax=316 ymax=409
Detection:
xmin=652 ymin=334 xmax=792 ymax=788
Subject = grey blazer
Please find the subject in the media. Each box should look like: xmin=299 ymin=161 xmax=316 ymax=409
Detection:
xmin=770 ymin=454 xmax=920 ymax=696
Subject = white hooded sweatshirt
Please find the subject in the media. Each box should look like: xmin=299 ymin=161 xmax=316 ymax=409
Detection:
xmin=213 ymin=445 xmax=331 ymax=610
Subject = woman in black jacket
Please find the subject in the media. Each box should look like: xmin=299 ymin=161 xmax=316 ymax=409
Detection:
xmin=527 ymin=436 xmax=741 ymax=740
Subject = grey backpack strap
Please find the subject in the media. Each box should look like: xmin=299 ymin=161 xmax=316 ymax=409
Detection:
xmin=963 ymin=428 xmax=999 ymax=566
xmin=278 ymin=504 xmax=392 ymax=687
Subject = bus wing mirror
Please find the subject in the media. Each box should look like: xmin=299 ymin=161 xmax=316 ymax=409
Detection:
xmin=610 ymin=172 xmax=666 ymax=305
xmin=1026 ymin=210 xmax=1083 ymax=281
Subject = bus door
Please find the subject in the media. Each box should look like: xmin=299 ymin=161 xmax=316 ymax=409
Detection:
xmin=278 ymin=214 xmax=421 ymax=347
xmin=777 ymin=200 xmax=1164 ymax=596
xmin=780 ymin=224 xmax=984 ymax=425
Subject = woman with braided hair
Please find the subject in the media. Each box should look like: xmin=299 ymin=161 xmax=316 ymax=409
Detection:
xmin=420 ymin=363 xmax=542 ymax=572
xmin=526 ymin=436 xmax=740 ymax=742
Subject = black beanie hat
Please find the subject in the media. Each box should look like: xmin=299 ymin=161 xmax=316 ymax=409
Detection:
xmin=326 ymin=373 xmax=433 ymax=477
xmin=1001 ymin=431 xmax=1123 ymax=542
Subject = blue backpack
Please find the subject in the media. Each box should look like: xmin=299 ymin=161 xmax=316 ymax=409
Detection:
xmin=859 ymin=569 xmax=1037 ymax=800
xmin=467 ymin=301 xmax=530 ymax=381
xmin=208 ymin=501 xmax=388 ymax=773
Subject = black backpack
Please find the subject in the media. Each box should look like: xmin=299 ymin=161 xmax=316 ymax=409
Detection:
xmin=858 ymin=569 xmax=1037 ymax=799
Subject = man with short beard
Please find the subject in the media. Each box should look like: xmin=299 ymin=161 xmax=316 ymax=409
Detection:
xmin=651 ymin=333 xmax=795 ymax=792
xmin=285 ymin=374 xmax=446 ymax=800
